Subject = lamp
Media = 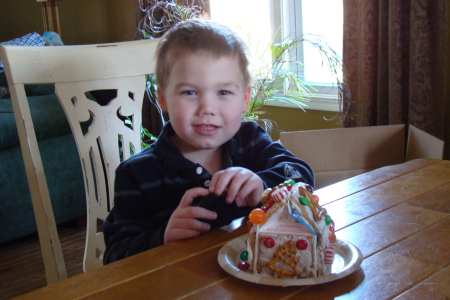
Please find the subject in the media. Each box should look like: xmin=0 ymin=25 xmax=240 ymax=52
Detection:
xmin=37 ymin=0 xmax=62 ymax=36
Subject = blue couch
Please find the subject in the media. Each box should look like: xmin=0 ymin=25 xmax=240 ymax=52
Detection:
xmin=0 ymin=72 xmax=86 ymax=244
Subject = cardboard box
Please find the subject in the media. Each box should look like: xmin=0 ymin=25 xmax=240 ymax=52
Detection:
xmin=280 ymin=124 xmax=444 ymax=189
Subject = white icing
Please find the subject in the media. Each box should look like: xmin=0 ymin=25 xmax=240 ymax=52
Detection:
xmin=246 ymin=235 xmax=253 ymax=268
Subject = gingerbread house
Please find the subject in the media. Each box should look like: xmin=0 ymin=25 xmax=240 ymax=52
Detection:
xmin=245 ymin=181 xmax=335 ymax=279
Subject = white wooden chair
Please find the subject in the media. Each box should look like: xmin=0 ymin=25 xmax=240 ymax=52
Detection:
xmin=0 ymin=38 xmax=160 ymax=283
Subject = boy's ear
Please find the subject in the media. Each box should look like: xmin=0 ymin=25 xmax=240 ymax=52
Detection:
xmin=157 ymin=88 xmax=168 ymax=112
xmin=242 ymin=85 xmax=252 ymax=112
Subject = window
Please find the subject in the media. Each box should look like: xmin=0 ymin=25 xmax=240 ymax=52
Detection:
xmin=209 ymin=0 xmax=343 ymax=111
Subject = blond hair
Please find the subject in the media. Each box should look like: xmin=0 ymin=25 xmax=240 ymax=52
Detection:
xmin=156 ymin=19 xmax=251 ymax=90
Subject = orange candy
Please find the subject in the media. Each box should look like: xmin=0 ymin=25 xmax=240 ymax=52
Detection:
xmin=328 ymin=223 xmax=336 ymax=243
xmin=313 ymin=194 xmax=320 ymax=202
xmin=249 ymin=209 xmax=267 ymax=225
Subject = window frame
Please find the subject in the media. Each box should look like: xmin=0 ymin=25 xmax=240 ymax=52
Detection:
xmin=268 ymin=0 xmax=341 ymax=112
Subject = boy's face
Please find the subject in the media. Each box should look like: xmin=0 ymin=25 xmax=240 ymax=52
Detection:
xmin=158 ymin=53 xmax=251 ymax=154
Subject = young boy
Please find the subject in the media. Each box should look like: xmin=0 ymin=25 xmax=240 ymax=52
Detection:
xmin=103 ymin=19 xmax=313 ymax=264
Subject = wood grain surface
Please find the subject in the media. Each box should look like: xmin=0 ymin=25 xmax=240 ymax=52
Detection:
xmin=14 ymin=159 xmax=450 ymax=300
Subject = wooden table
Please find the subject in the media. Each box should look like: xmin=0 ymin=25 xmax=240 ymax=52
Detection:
xmin=15 ymin=159 xmax=450 ymax=299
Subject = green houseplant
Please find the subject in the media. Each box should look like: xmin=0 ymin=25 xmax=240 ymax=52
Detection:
xmin=245 ymin=32 xmax=345 ymax=132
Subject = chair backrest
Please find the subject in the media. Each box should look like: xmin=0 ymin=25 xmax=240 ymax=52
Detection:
xmin=0 ymin=38 xmax=160 ymax=282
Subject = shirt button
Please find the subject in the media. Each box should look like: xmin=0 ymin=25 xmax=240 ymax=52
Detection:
xmin=204 ymin=180 xmax=211 ymax=187
xmin=196 ymin=166 xmax=203 ymax=175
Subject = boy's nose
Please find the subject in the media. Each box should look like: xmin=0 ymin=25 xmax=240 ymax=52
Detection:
xmin=198 ymin=97 xmax=216 ymax=115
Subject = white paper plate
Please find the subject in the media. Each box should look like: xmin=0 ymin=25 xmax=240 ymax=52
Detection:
xmin=218 ymin=234 xmax=363 ymax=286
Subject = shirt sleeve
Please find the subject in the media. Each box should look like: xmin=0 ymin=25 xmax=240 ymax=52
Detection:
xmin=242 ymin=122 xmax=315 ymax=189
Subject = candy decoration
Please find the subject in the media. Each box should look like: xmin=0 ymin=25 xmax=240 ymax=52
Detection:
xmin=261 ymin=188 xmax=273 ymax=204
xmin=324 ymin=244 xmax=335 ymax=264
xmin=296 ymin=239 xmax=308 ymax=250
xmin=261 ymin=199 xmax=275 ymax=213
xmin=299 ymin=196 xmax=309 ymax=206
xmin=329 ymin=233 xmax=336 ymax=243
xmin=325 ymin=215 xmax=332 ymax=225
xmin=328 ymin=221 xmax=336 ymax=243
xmin=264 ymin=237 xmax=275 ymax=248
xmin=286 ymin=181 xmax=295 ymax=191
xmin=283 ymin=180 xmax=296 ymax=186
xmin=271 ymin=186 xmax=289 ymax=202
xmin=249 ymin=209 xmax=267 ymax=225
xmin=313 ymin=194 xmax=320 ymax=202
xmin=305 ymin=184 xmax=314 ymax=193
xmin=238 ymin=261 xmax=250 ymax=271
xmin=266 ymin=200 xmax=275 ymax=209
xmin=240 ymin=250 xmax=248 ymax=261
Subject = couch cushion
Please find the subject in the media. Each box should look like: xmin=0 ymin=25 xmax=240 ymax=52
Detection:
xmin=0 ymin=133 xmax=86 ymax=243
xmin=0 ymin=93 xmax=72 ymax=150
xmin=0 ymin=72 xmax=55 ymax=98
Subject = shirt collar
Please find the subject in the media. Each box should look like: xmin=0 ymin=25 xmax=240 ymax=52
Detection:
xmin=154 ymin=121 xmax=241 ymax=171
xmin=153 ymin=122 xmax=191 ymax=171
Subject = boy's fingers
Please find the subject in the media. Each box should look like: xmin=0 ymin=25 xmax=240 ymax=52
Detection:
xmin=224 ymin=172 xmax=251 ymax=203
xmin=190 ymin=206 xmax=217 ymax=221
xmin=210 ymin=168 xmax=263 ymax=204
xmin=167 ymin=214 xmax=211 ymax=232
xmin=177 ymin=215 xmax=212 ymax=231
xmin=209 ymin=171 xmax=227 ymax=195
xmin=208 ymin=173 xmax=219 ymax=193
xmin=179 ymin=187 xmax=209 ymax=207
xmin=232 ymin=184 xmax=252 ymax=206
xmin=210 ymin=169 xmax=238 ymax=196
xmin=233 ymin=176 xmax=263 ymax=206
xmin=175 ymin=204 xmax=217 ymax=222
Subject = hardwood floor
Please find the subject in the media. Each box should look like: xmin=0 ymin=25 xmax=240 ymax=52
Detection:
xmin=0 ymin=221 xmax=86 ymax=299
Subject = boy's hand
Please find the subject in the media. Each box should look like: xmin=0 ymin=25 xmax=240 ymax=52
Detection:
xmin=164 ymin=187 xmax=217 ymax=244
xmin=208 ymin=167 xmax=263 ymax=207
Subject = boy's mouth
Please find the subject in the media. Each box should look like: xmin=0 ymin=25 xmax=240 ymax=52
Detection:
xmin=196 ymin=124 xmax=218 ymax=130
xmin=194 ymin=124 xmax=220 ymax=135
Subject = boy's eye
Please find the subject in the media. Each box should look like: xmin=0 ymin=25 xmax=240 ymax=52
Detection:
xmin=181 ymin=90 xmax=196 ymax=96
xmin=218 ymin=90 xmax=231 ymax=96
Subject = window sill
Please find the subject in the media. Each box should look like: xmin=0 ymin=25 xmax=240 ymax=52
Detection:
xmin=266 ymin=93 xmax=340 ymax=112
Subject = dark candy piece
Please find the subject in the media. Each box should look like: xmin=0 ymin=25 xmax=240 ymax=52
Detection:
xmin=192 ymin=193 xmax=239 ymax=229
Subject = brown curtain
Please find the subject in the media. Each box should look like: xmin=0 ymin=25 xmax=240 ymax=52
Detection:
xmin=342 ymin=0 xmax=448 ymax=157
